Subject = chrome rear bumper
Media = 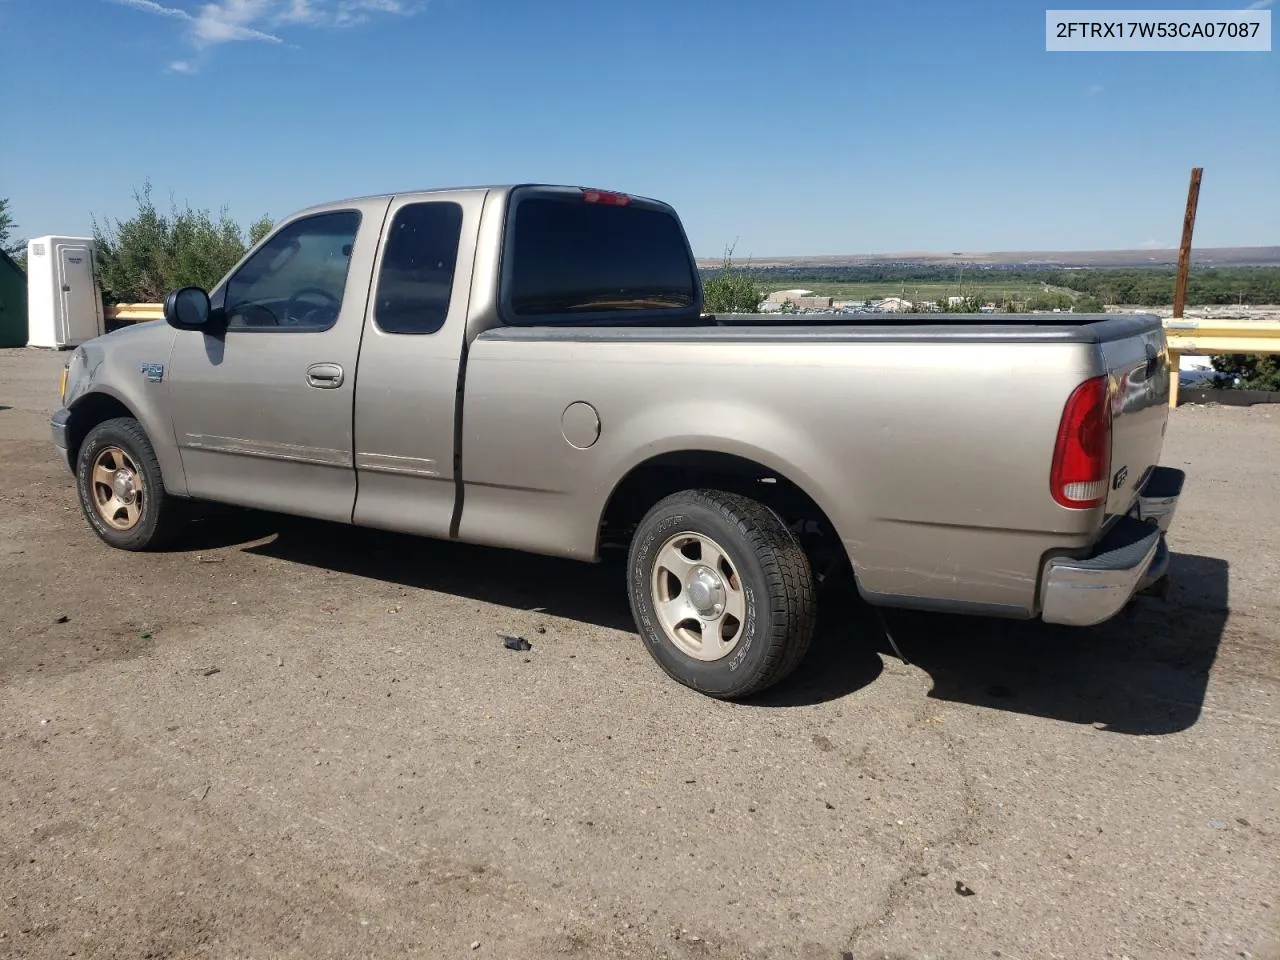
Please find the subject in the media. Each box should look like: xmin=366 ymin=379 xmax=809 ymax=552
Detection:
xmin=1133 ymin=463 xmax=1184 ymax=532
xmin=1040 ymin=466 xmax=1185 ymax=627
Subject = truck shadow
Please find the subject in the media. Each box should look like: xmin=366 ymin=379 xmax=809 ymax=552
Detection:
xmin=755 ymin=552 xmax=1230 ymax=735
xmin=192 ymin=509 xmax=643 ymax=633
xmin=188 ymin=510 xmax=1227 ymax=736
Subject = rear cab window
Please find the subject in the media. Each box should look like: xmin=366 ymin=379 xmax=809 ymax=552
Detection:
xmin=498 ymin=186 xmax=702 ymax=326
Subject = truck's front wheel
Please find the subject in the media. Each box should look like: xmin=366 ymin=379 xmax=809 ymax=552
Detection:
xmin=626 ymin=489 xmax=817 ymax=699
xmin=76 ymin=417 xmax=185 ymax=551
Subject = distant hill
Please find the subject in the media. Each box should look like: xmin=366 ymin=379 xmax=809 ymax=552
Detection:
xmin=696 ymin=246 xmax=1280 ymax=270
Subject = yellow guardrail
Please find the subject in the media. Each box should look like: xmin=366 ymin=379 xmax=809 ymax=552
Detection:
xmin=105 ymin=303 xmax=165 ymax=323
xmin=1164 ymin=319 xmax=1280 ymax=407
xmin=101 ymin=303 xmax=1280 ymax=407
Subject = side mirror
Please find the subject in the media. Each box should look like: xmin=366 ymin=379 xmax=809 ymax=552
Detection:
xmin=164 ymin=287 xmax=212 ymax=331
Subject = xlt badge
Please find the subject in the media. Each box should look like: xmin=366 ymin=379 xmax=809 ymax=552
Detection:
xmin=1112 ymin=465 xmax=1129 ymax=490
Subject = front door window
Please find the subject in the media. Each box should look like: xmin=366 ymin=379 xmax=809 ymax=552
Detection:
xmin=224 ymin=210 xmax=362 ymax=331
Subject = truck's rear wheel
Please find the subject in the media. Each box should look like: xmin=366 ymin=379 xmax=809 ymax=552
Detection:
xmin=76 ymin=417 xmax=184 ymax=551
xmin=626 ymin=489 xmax=817 ymax=698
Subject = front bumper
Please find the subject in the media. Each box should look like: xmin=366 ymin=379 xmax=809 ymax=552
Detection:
xmin=50 ymin=408 xmax=73 ymax=472
xmin=1039 ymin=466 xmax=1185 ymax=627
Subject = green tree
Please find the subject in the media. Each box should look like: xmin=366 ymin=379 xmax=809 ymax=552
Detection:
xmin=248 ymin=216 xmax=274 ymax=246
xmin=91 ymin=181 xmax=273 ymax=302
xmin=0 ymin=196 xmax=25 ymax=263
xmin=700 ymin=243 xmax=764 ymax=314
xmin=1210 ymin=354 xmax=1280 ymax=391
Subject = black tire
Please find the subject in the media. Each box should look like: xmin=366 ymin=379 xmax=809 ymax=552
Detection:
xmin=626 ymin=489 xmax=817 ymax=699
xmin=75 ymin=417 xmax=185 ymax=551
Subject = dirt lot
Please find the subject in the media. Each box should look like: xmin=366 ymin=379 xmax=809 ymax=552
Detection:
xmin=1 ymin=346 xmax=1277 ymax=960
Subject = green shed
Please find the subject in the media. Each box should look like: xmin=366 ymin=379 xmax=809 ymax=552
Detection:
xmin=0 ymin=248 xmax=28 ymax=347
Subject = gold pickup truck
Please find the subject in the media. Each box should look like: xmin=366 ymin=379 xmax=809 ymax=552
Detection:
xmin=52 ymin=184 xmax=1184 ymax=698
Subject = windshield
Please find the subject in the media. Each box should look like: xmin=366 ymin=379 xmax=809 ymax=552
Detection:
xmin=503 ymin=192 xmax=699 ymax=323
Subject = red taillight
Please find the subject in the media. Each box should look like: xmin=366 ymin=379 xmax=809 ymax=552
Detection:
xmin=581 ymin=188 xmax=631 ymax=206
xmin=1051 ymin=375 xmax=1112 ymax=508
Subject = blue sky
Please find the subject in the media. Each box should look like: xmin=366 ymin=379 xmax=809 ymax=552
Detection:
xmin=1 ymin=0 xmax=1276 ymax=256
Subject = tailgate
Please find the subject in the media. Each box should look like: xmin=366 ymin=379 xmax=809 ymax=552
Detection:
xmin=1100 ymin=322 xmax=1172 ymax=515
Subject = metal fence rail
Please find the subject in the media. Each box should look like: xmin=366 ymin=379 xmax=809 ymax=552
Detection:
xmin=1165 ymin=319 xmax=1280 ymax=407
xmin=103 ymin=304 xmax=1280 ymax=408
xmin=105 ymin=303 xmax=165 ymax=323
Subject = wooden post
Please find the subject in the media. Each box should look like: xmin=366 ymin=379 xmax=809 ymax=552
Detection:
xmin=1172 ymin=167 xmax=1202 ymax=321
xmin=1169 ymin=167 xmax=1202 ymax=409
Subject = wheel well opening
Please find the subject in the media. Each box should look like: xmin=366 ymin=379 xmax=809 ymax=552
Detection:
xmin=67 ymin=394 xmax=136 ymax=465
xmin=599 ymin=451 xmax=850 ymax=580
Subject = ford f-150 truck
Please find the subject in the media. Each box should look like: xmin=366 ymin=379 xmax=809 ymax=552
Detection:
xmin=52 ymin=183 xmax=1185 ymax=699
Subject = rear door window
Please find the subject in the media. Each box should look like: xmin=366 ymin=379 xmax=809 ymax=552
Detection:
xmin=502 ymin=191 xmax=699 ymax=323
xmin=374 ymin=201 xmax=465 ymax=335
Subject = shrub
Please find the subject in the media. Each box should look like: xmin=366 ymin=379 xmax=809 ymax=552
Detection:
xmin=1210 ymin=354 xmax=1280 ymax=391
xmin=91 ymin=181 xmax=272 ymax=302
xmin=701 ymin=243 xmax=764 ymax=314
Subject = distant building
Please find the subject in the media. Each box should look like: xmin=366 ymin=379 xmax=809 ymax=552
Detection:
xmin=764 ymin=289 xmax=833 ymax=312
xmin=947 ymin=296 xmax=966 ymax=307
xmin=765 ymin=288 xmax=816 ymax=303
xmin=877 ymin=297 xmax=914 ymax=312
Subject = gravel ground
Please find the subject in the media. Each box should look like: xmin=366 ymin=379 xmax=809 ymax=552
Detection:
xmin=1 ymin=346 xmax=1277 ymax=960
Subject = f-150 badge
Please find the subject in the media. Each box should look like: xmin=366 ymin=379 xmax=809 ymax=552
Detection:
xmin=140 ymin=362 xmax=165 ymax=383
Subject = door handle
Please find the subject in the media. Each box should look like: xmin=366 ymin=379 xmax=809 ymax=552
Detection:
xmin=306 ymin=363 xmax=344 ymax=388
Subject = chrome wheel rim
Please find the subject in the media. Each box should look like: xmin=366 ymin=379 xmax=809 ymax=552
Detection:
xmin=89 ymin=445 xmax=145 ymax=531
xmin=650 ymin=531 xmax=747 ymax=661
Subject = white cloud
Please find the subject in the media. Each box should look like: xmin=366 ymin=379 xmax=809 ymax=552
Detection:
xmin=113 ymin=0 xmax=193 ymax=20
xmin=193 ymin=0 xmax=283 ymax=44
xmin=346 ymin=0 xmax=404 ymax=11
xmin=1246 ymin=0 xmax=1274 ymax=10
xmin=335 ymin=0 xmax=405 ymax=26
xmin=278 ymin=0 xmax=323 ymax=24
xmin=1138 ymin=239 xmax=1174 ymax=250
xmin=106 ymin=0 xmax=414 ymax=70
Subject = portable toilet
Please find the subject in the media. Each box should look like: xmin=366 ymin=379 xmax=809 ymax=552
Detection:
xmin=0 ymin=249 xmax=27 ymax=347
xmin=25 ymin=236 xmax=105 ymax=349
